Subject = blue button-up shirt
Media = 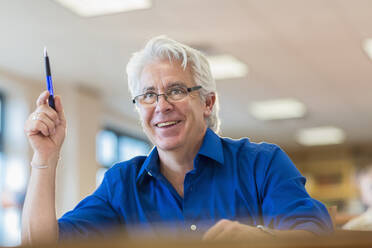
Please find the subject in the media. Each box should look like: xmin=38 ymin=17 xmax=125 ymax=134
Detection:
xmin=58 ymin=128 xmax=333 ymax=240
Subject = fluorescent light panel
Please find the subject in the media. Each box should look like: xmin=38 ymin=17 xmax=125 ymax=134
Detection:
xmin=249 ymin=98 xmax=306 ymax=120
xmin=296 ymin=126 xmax=346 ymax=146
xmin=362 ymin=38 xmax=372 ymax=60
xmin=207 ymin=55 xmax=248 ymax=80
xmin=54 ymin=0 xmax=152 ymax=17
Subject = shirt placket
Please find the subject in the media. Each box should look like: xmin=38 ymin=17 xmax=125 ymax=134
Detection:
xmin=182 ymin=156 xmax=203 ymax=235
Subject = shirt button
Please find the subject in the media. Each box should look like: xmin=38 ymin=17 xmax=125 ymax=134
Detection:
xmin=147 ymin=171 xmax=152 ymax=176
xmin=190 ymin=224 xmax=197 ymax=231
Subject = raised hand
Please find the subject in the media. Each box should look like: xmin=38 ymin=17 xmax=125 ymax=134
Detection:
xmin=24 ymin=90 xmax=66 ymax=167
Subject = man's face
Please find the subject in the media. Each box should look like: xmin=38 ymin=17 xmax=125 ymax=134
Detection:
xmin=137 ymin=59 xmax=212 ymax=152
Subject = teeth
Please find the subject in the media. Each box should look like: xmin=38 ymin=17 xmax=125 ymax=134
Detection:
xmin=157 ymin=121 xmax=178 ymax=127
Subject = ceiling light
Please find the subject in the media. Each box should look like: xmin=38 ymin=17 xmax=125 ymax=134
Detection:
xmin=362 ymin=38 xmax=372 ymax=60
xmin=207 ymin=55 xmax=248 ymax=80
xmin=248 ymin=98 xmax=306 ymax=120
xmin=296 ymin=126 xmax=346 ymax=146
xmin=54 ymin=0 xmax=152 ymax=17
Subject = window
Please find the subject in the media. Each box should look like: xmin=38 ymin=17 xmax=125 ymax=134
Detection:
xmin=0 ymin=92 xmax=31 ymax=246
xmin=0 ymin=94 xmax=25 ymax=246
xmin=96 ymin=129 xmax=151 ymax=186
xmin=0 ymin=93 xmax=6 ymax=245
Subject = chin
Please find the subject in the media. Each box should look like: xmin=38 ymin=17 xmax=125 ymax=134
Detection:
xmin=154 ymin=134 xmax=185 ymax=151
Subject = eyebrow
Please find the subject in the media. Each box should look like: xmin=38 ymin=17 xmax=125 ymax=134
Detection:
xmin=142 ymin=86 xmax=156 ymax=92
xmin=141 ymin=81 xmax=187 ymax=92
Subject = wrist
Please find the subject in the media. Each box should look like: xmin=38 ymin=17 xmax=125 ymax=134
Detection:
xmin=31 ymin=153 xmax=60 ymax=168
xmin=256 ymin=225 xmax=276 ymax=236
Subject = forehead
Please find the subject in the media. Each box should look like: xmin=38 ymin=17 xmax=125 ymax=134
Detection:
xmin=139 ymin=59 xmax=194 ymax=91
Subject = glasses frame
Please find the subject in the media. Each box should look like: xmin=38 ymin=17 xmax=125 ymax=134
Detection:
xmin=132 ymin=85 xmax=202 ymax=105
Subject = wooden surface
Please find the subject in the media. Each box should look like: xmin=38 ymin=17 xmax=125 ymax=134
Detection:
xmin=19 ymin=230 xmax=372 ymax=248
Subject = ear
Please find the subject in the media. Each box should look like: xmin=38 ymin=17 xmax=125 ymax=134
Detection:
xmin=203 ymin=93 xmax=216 ymax=118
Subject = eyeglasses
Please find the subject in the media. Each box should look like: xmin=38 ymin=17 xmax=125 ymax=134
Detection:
xmin=132 ymin=85 xmax=202 ymax=106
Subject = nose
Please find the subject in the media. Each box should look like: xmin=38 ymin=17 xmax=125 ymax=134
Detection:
xmin=155 ymin=94 xmax=173 ymax=113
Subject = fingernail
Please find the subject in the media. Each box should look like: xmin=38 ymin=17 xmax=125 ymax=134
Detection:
xmin=53 ymin=128 xmax=56 ymax=135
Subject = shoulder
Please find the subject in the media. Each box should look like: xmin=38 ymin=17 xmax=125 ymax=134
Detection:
xmin=220 ymin=135 xmax=281 ymax=160
xmin=104 ymin=156 xmax=147 ymax=182
xmin=219 ymin=136 xmax=297 ymax=181
xmin=343 ymin=210 xmax=372 ymax=230
xmin=343 ymin=215 xmax=372 ymax=231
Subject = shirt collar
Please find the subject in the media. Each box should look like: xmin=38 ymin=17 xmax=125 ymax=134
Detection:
xmin=197 ymin=128 xmax=224 ymax=165
xmin=136 ymin=146 xmax=159 ymax=184
xmin=136 ymin=128 xmax=224 ymax=185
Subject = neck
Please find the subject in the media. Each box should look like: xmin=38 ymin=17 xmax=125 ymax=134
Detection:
xmin=158 ymin=135 xmax=203 ymax=175
xmin=157 ymin=128 xmax=206 ymax=197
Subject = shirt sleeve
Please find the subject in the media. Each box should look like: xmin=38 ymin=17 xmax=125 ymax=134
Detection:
xmin=258 ymin=145 xmax=333 ymax=234
xmin=58 ymin=173 xmax=121 ymax=241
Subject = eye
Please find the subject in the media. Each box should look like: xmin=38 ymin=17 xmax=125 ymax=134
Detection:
xmin=169 ymin=87 xmax=185 ymax=96
xmin=143 ymin=92 xmax=156 ymax=99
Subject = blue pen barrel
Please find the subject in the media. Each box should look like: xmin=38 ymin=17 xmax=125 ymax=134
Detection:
xmin=46 ymin=75 xmax=54 ymax=93
xmin=46 ymin=76 xmax=55 ymax=110
xmin=45 ymin=54 xmax=56 ymax=110
xmin=48 ymin=94 xmax=55 ymax=110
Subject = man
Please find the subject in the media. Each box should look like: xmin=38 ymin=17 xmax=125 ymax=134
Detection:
xmin=343 ymin=164 xmax=372 ymax=231
xmin=22 ymin=36 xmax=332 ymax=244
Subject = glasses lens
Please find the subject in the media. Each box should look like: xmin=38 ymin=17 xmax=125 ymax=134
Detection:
xmin=135 ymin=86 xmax=193 ymax=106
xmin=140 ymin=92 xmax=157 ymax=104
xmin=167 ymin=87 xmax=188 ymax=101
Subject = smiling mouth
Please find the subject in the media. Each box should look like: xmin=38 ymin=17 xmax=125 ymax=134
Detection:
xmin=156 ymin=120 xmax=181 ymax=128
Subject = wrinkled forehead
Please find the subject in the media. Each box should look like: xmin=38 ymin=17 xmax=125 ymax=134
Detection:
xmin=138 ymin=59 xmax=194 ymax=93
xmin=141 ymin=81 xmax=188 ymax=92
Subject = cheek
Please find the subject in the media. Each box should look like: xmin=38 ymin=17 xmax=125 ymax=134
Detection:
xmin=139 ymin=109 xmax=153 ymax=128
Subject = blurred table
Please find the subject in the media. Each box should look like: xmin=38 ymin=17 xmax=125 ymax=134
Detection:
xmin=22 ymin=230 xmax=372 ymax=248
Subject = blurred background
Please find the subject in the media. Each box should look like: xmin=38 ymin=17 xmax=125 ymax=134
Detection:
xmin=1 ymin=0 xmax=372 ymax=246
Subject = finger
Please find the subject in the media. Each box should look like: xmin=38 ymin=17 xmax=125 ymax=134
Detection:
xmin=35 ymin=112 xmax=56 ymax=135
xmin=36 ymin=91 xmax=50 ymax=107
xmin=203 ymin=219 xmax=231 ymax=241
xmin=213 ymin=222 xmax=241 ymax=241
xmin=36 ymin=105 xmax=60 ymax=126
xmin=26 ymin=118 xmax=50 ymax=137
xmin=54 ymin=95 xmax=66 ymax=125
xmin=26 ymin=112 xmax=53 ymax=136
xmin=213 ymin=227 xmax=236 ymax=241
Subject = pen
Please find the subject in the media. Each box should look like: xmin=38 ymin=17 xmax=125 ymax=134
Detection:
xmin=44 ymin=47 xmax=56 ymax=110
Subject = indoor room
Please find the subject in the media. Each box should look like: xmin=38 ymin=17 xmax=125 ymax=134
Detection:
xmin=0 ymin=0 xmax=372 ymax=247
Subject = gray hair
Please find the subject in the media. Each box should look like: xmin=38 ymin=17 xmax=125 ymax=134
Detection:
xmin=126 ymin=35 xmax=221 ymax=133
